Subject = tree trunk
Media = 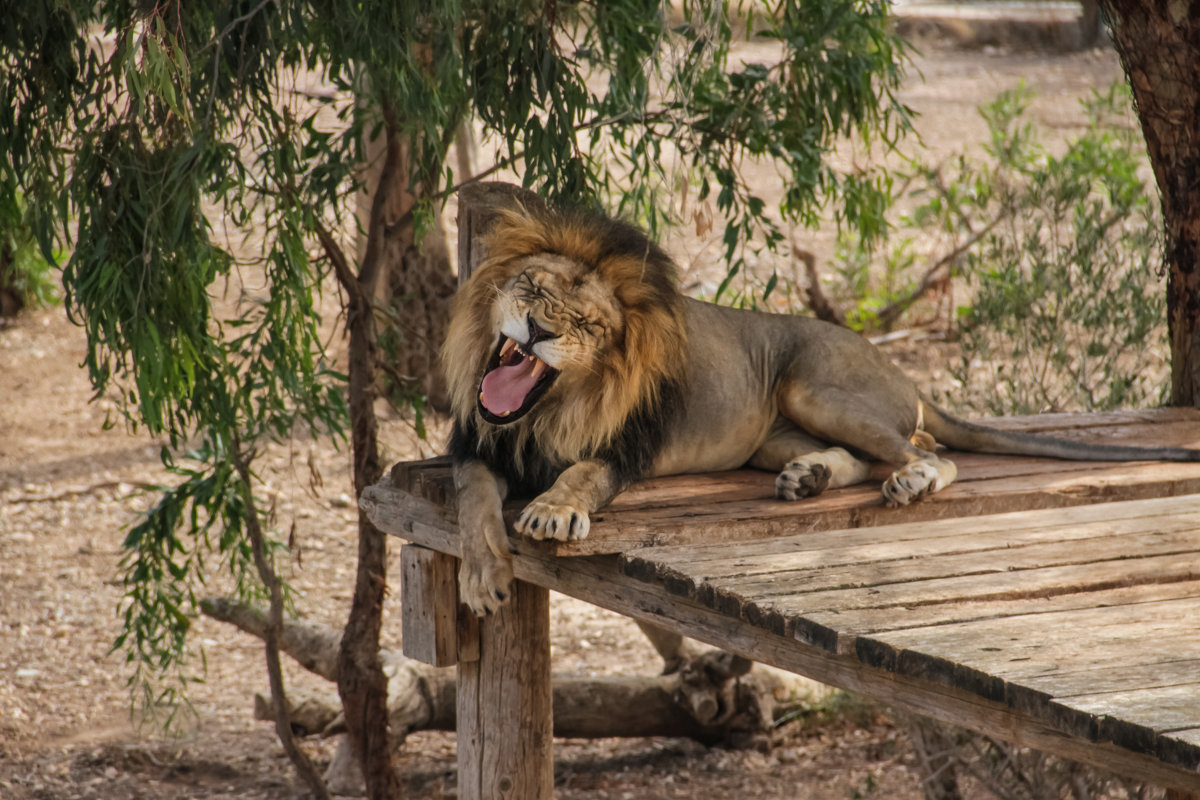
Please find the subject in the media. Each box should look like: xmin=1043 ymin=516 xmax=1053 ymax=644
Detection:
xmin=1101 ymin=3 xmax=1200 ymax=407
xmin=356 ymin=120 xmax=457 ymax=414
xmin=0 ymin=240 xmax=23 ymax=318
xmin=317 ymin=112 xmax=404 ymax=799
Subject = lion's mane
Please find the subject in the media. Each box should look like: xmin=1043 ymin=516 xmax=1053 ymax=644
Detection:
xmin=442 ymin=204 xmax=688 ymax=494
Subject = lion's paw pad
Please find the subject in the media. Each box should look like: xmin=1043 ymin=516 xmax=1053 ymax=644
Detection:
xmin=882 ymin=462 xmax=940 ymax=507
xmin=515 ymin=501 xmax=590 ymax=542
xmin=776 ymin=461 xmax=832 ymax=501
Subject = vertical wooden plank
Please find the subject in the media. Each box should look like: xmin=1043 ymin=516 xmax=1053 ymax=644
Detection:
xmin=453 ymin=180 xmax=552 ymax=798
xmin=457 ymin=579 xmax=553 ymax=800
xmin=455 ymin=182 xmax=546 ymax=284
xmin=400 ymin=545 xmax=460 ymax=667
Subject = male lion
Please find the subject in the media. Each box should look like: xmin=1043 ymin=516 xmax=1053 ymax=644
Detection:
xmin=443 ymin=203 xmax=1200 ymax=615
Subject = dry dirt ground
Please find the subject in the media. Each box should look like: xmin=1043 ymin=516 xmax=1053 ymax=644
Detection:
xmin=1 ymin=43 xmax=1127 ymax=799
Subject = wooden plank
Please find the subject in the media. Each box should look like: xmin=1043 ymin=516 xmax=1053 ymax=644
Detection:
xmin=807 ymin=581 xmax=1200 ymax=646
xmin=632 ymin=494 xmax=1200 ymax=566
xmin=556 ymin=461 xmax=1200 ymax=556
xmin=853 ymin=597 xmax=1200 ymax=709
xmin=706 ymin=529 xmax=1200 ymax=601
xmin=630 ymin=503 xmax=1200 ymax=586
xmin=1022 ymin=659 xmax=1200 ymax=698
xmin=870 ymin=597 xmax=1200 ymax=666
xmin=710 ymin=552 xmax=1200 ymax=652
xmin=400 ymin=545 xmax=461 ymax=667
xmin=386 ymin=518 xmax=1200 ymax=794
xmin=1060 ymin=684 xmax=1200 ymax=760
xmin=977 ymin=408 xmax=1200 ymax=433
xmin=382 ymin=410 xmax=1200 ymax=558
xmin=598 ymin=457 xmax=1200 ymax=525
xmin=457 ymin=579 xmax=553 ymax=800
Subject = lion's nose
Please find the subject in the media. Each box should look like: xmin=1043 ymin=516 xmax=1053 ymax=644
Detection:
xmin=527 ymin=316 xmax=558 ymax=344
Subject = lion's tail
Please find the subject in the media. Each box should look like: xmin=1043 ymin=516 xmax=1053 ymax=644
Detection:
xmin=919 ymin=400 xmax=1200 ymax=462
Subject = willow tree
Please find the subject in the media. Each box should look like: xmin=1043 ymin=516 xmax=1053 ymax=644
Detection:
xmin=0 ymin=1 xmax=910 ymax=796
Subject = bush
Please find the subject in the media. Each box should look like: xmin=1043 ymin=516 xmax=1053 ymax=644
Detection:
xmin=826 ymin=81 xmax=1165 ymax=415
xmin=950 ymin=82 xmax=1165 ymax=415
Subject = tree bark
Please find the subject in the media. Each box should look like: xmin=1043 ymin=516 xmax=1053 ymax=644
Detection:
xmin=356 ymin=115 xmax=456 ymax=414
xmin=317 ymin=111 xmax=403 ymax=799
xmin=0 ymin=240 xmax=23 ymax=318
xmin=1101 ymin=3 xmax=1200 ymax=407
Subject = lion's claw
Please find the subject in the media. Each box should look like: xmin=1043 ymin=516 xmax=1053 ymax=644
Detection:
xmin=516 ymin=500 xmax=591 ymax=542
xmin=776 ymin=460 xmax=832 ymax=501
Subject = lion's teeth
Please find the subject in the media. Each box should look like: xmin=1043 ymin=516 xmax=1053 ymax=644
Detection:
xmin=500 ymin=338 xmax=517 ymax=360
xmin=531 ymin=358 xmax=546 ymax=379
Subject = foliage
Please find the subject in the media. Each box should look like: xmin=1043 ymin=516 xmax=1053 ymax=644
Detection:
xmin=0 ymin=191 xmax=58 ymax=312
xmin=951 ymin=83 xmax=1164 ymax=415
xmin=0 ymin=0 xmax=911 ymax=724
xmin=822 ymin=81 xmax=1164 ymax=415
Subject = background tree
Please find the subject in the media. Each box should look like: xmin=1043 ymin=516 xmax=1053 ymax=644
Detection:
xmin=1 ymin=0 xmax=910 ymax=796
xmin=1100 ymin=2 xmax=1200 ymax=407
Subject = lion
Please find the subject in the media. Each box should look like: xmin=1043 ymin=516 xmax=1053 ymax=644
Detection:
xmin=443 ymin=203 xmax=1200 ymax=615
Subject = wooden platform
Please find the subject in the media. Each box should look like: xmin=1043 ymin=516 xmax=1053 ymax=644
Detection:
xmin=362 ymin=408 xmax=1200 ymax=798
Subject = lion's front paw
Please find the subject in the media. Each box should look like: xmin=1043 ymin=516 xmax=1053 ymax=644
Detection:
xmin=459 ymin=552 xmax=514 ymax=617
xmin=515 ymin=499 xmax=591 ymax=542
xmin=882 ymin=462 xmax=940 ymax=508
xmin=776 ymin=460 xmax=832 ymax=501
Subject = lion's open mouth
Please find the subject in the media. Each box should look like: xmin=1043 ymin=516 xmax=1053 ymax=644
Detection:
xmin=478 ymin=335 xmax=559 ymax=425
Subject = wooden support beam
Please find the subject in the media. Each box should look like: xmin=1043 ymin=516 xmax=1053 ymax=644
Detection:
xmin=457 ymin=579 xmax=553 ymax=800
xmin=400 ymin=545 xmax=460 ymax=667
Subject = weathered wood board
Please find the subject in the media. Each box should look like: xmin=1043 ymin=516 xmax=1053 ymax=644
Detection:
xmin=363 ymin=408 xmax=1200 ymax=795
xmin=384 ymin=409 xmax=1200 ymax=556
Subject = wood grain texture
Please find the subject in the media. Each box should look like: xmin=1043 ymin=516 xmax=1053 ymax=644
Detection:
xmin=386 ymin=409 xmax=1200 ymax=555
xmin=400 ymin=545 xmax=461 ymax=667
xmin=381 ymin=517 xmax=1200 ymax=793
xmin=456 ymin=579 xmax=552 ymax=800
xmin=369 ymin=409 xmax=1200 ymax=793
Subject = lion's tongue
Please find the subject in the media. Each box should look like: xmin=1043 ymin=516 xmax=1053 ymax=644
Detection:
xmin=480 ymin=358 xmax=540 ymax=415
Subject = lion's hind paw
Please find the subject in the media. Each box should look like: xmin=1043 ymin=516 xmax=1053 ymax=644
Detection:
xmin=882 ymin=461 xmax=940 ymax=507
xmin=776 ymin=460 xmax=832 ymax=501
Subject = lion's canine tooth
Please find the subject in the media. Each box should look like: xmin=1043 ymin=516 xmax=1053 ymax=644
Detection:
xmin=500 ymin=338 xmax=517 ymax=360
xmin=531 ymin=358 xmax=547 ymax=379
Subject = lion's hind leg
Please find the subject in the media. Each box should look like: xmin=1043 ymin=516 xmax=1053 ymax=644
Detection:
xmin=750 ymin=423 xmax=872 ymax=501
xmin=774 ymin=382 xmax=958 ymax=507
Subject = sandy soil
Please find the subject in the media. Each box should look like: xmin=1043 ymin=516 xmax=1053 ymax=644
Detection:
xmin=0 ymin=43 xmax=1127 ymax=799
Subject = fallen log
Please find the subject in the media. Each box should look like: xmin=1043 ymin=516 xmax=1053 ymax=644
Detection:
xmin=201 ymin=597 xmax=820 ymax=794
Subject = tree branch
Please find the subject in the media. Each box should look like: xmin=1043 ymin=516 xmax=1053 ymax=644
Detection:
xmin=233 ymin=451 xmax=330 ymax=799
xmin=875 ymin=213 xmax=1004 ymax=330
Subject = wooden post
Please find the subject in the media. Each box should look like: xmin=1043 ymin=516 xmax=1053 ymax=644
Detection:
xmin=450 ymin=183 xmax=555 ymax=799
xmin=400 ymin=545 xmax=462 ymax=667
xmin=455 ymin=182 xmax=546 ymax=283
xmin=456 ymin=580 xmax=553 ymax=800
